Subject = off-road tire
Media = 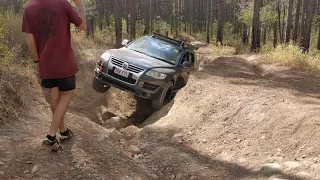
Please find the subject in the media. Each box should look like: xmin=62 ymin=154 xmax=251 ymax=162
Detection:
xmin=92 ymin=77 xmax=110 ymax=93
xmin=152 ymin=81 xmax=173 ymax=110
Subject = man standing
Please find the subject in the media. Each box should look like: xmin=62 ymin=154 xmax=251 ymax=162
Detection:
xmin=22 ymin=0 xmax=87 ymax=151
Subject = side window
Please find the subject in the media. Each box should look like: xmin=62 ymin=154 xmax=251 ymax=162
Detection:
xmin=181 ymin=52 xmax=189 ymax=64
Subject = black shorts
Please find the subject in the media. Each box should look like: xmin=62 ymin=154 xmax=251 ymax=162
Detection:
xmin=41 ymin=75 xmax=76 ymax=91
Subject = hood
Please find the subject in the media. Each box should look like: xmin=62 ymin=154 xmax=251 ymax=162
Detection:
xmin=106 ymin=48 xmax=174 ymax=69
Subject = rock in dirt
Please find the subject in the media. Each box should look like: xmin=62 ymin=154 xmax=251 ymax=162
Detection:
xmin=31 ymin=165 xmax=40 ymax=174
xmin=170 ymin=174 xmax=176 ymax=179
xmin=175 ymin=173 xmax=182 ymax=180
xmin=150 ymin=173 xmax=159 ymax=179
xmin=261 ymin=163 xmax=282 ymax=174
xmin=128 ymin=145 xmax=142 ymax=155
xmin=0 ymin=171 xmax=4 ymax=175
xmin=101 ymin=111 xmax=116 ymax=121
xmin=0 ymin=161 xmax=4 ymax=165
xmin=121 ymin=126 xmax=140 ymax=140
xmin=107 ymin=129 xmax=123 ymax=142
xmin=172 ymin=134 xmax=184 ymax=143
xmin=296 ymin=171 xmax=311 ymax=178
xmin=284 ymin=161 xmax=302 ymax=170
xmin=268 ymin=175 xmax=288 ymax=180
xmin=189 ymin=176 xmax=196 ymax=180
xmin=103 ymin=116 xmax=127 ymax=129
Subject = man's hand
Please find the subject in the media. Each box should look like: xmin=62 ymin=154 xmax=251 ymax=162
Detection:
xmin=36 ymin=63 xmax=40 ymax=73
xmin=72 ymin=0 xmax=82 ymax=7
xmin=72 ymin=0 xmax=87 ymax=31
xmin=26 ymin=34 xmax=39 ymax=63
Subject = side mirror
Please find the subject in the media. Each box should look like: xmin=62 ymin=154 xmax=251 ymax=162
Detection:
xmin=121 ymin=39 xmax=130 ymax=46
xmin=182 ymin=61 xmax=191 ymax=69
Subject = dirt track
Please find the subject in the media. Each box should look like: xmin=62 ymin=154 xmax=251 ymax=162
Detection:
xmin=1 ymin=45 xmax=320 ymax=179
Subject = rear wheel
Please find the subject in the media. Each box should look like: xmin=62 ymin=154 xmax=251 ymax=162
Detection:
xmin=92 ymin=77 xmax=110 ymax=93
xmin=152 ymin=81 xmax=173 ymax=110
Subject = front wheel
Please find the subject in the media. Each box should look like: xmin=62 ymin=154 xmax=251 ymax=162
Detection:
xmin=92 ymin=77 xmax=110 ymax=93
xmin=152 ymin=81 xmax=173 ymax=110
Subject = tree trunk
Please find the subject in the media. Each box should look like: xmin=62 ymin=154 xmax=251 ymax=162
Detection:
xmin=86 ymin=15 xmax=94 ymax=38
xmin=242 ymin=23 xmax=248 ymax=44
xmin=304 ymin=0 xmax=313 ymax=52
xmin=216 ymin=0 xmax=224 ymax=44
xmin=300 ymin=0 xmax=313 ymax=52
xmin=318 ymin=25 xmax=320 ymax=50
xmin=114 ymin=0 xmax=123 ymax=48
xmin=277 ymin=2 xmax=283 ymax=44
xmin=281 ymin=4 xmax=286 ymax=44
xmin=125 ymin=0 xmax=129 ymax=33
xmin=262 ymin=26 xmax=267 ymax=45
xmin=143 ymin=0 xmax=151 ymax=35
xmin=174 ymin=0 xmax=179 ymax=37
xmin=251 ymin=0 xmax=262 ymax=52
xmin=129 ymin=0 xmax=137 ymax=41
xmin=105 ymin=1 xmax=110 ymax=26
xmin=292 ymin=0 xmax=301 ymax=43
xmin=206 ymin=0 xmax=212 ymax=44
xmin=285 ymin=0 xmax=293 ymax=44
xmin=273 ymin=22 xmax=278 ymax=47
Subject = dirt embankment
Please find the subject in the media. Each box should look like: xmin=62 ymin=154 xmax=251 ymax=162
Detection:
xmin=1 ymin=45 xmax=320 ymax=180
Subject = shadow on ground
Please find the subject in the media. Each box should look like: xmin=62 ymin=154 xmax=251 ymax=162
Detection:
xmin=136 ymin=126 xmax=305 ymax=180
xmin=195 ymin=56 xmax=320 ymax=96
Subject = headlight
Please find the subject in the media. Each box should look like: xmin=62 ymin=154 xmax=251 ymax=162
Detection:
xmin=101 ymin=53 xmax=111 ymax=61
xmin=96 ymin=53 xmax=111 ymax=72
xmin=146 ymin=70 xmax=167 ymax=79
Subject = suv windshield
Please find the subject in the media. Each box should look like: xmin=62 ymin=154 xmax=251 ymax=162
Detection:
xmin=127 ymin=36 xmax=182 ymax=64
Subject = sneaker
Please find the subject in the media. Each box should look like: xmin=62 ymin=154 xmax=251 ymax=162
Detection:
xmin=42 ymin=138 xmax=63 ymax=151
xmin=60 ymin=129 xmax=73 ymax=142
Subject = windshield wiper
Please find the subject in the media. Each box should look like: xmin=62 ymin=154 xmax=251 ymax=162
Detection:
xmin=148 ymin=55 xmax=174 ymax=65
xmin=129 ymin=48 xmax=174 ymax=65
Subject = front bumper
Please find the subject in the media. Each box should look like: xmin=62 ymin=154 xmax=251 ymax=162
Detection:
xmin=94 ymin=71 xmax=165 ymax=100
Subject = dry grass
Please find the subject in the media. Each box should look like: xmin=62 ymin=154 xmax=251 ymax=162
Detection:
xmin=72 ymin=30 xmax=114 ymax=63
xmin=0 ymin=12 xmax=38 ymax=124
xmin=209 ymin=43 xmax=237 ymax=56
xmin=262 ymin=43 xmax=320 ymax=72
xmin=0 ymin=60 xmax=39 ymax=124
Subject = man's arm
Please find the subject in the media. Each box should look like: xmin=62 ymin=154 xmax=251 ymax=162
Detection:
xmin=72 ymin=0 xmax=87 ymax=31
xmin=27 ymin=34 xmax=39 ymax=61
xmin=26 ymin=33 xmax=40 ymax=71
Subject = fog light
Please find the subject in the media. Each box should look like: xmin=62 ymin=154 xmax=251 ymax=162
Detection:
xmin=139 ymin=81 xmax=145 ymax=87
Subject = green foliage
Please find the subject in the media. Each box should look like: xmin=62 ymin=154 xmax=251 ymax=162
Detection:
xmin=238 ymin=6 xmax=253 ymax=26
xmin=239 ymin=3 xmax=277 ymax=26
xmin=153 ymin=20 xmax=170 ymax=35
xmin=0 ymin=11 xmax=26 ymax=58
xmin=136 ymin=21 xmax=146 ymax=37
xmin=260 ymin=3 xmax=277 ymax=25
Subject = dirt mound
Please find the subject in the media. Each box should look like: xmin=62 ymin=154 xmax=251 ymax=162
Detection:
xmin=2 ymin=47 xmax=320 ymax=179
xmin=131 ymin=56 xmax=320 ymax=179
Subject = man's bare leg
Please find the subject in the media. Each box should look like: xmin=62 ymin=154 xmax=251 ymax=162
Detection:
xmin=48 ymin=90 xmax=73 ymax=137
xmin=49 ymin=87 xmax=67 ymax=133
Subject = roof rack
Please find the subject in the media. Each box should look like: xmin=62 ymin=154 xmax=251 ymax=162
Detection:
xmin=151 ymin=33 xmax=199 ymax=51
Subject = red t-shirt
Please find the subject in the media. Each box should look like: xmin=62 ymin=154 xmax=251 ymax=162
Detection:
xmin=22 ymin=0 xmax=83 ymax=79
